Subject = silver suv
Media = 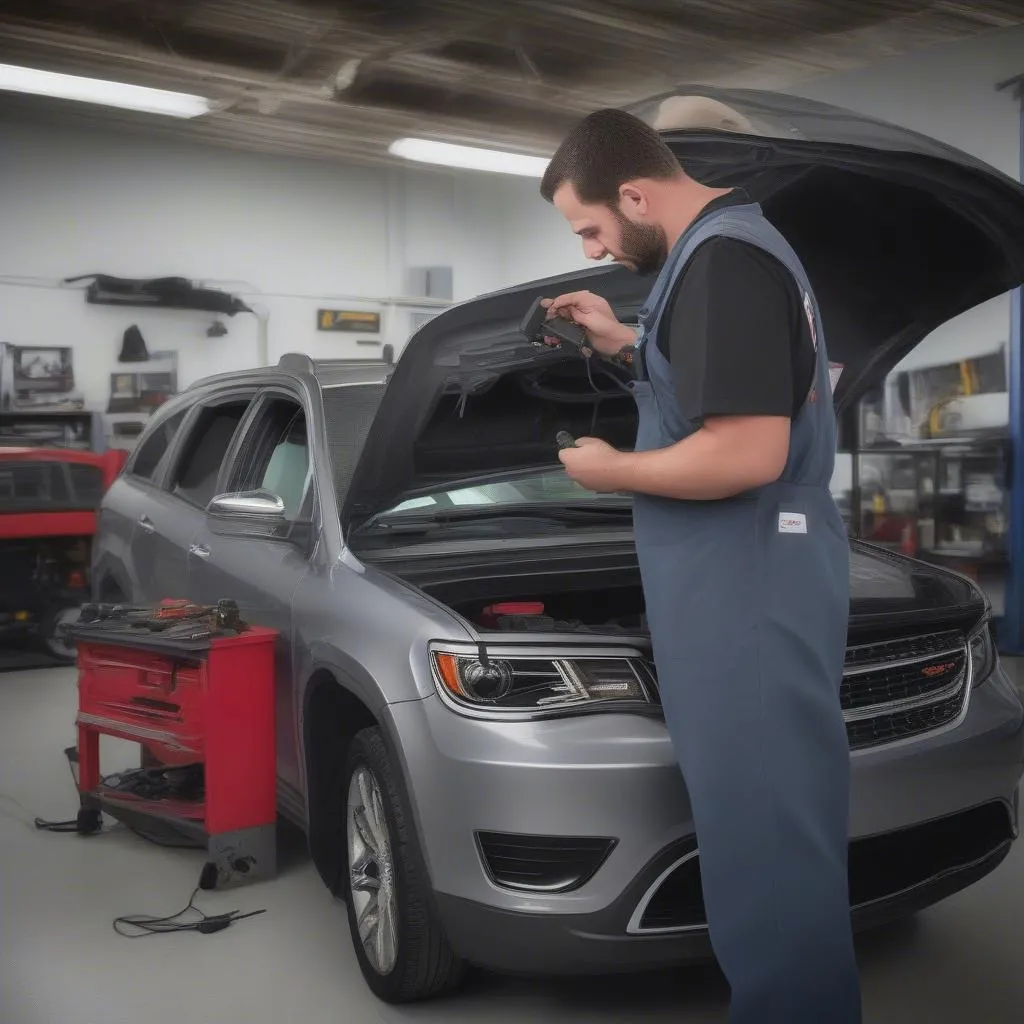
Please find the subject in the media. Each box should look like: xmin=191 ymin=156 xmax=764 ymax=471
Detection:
xmin=94 ymin=87 xmax=1024 ymax=1003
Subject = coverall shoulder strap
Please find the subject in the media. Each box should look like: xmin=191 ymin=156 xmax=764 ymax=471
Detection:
xmin=638 ymin=201 xmax=815 ymax=346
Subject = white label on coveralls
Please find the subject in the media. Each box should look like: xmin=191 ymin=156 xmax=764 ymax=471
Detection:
xmin=778 ymin=512 xmax=807 ymax=534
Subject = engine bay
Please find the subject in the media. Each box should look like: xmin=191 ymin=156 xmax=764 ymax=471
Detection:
xmin=453 ymin=589 xmax=648 ymax=635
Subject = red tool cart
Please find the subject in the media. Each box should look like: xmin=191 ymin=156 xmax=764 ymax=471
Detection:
xmin=71 ymin=603 xmax=278 ymax=888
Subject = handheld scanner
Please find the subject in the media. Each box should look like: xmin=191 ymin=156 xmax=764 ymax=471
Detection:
xmin=520 ymin=296 xmax=590 ymax=351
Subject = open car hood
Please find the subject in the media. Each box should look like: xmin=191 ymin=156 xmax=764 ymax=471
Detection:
xmin=343 ymin=86 xmax=1024 ymax=530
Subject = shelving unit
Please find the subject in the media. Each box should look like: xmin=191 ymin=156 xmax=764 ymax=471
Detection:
xmin=850 ymin=436 xmax=1010 ymax=573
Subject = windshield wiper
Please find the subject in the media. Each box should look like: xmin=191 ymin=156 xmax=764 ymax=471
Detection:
xmin=363 ymin=502 xmax=633 ymax=532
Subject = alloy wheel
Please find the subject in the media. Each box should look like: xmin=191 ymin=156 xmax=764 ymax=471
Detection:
xmin=347 ymin=766 xmax=399 ymax=975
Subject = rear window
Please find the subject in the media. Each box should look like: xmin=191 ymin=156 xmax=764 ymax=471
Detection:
xmin=130 ymin=409 xmax=187 ymax=481
xmin=0 ymin=461 xmax=104 ymax=511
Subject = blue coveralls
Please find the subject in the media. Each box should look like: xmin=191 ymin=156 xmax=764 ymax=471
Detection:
xmin=630 ymin=201 xmax=862 ymax=1023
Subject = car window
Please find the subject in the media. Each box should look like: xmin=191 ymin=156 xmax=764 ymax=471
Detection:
xmin=0 ymin=460 xmax=103 ymax=511
xmin=229 ymin=398 xmax=310 ymax=521
xmin=131 ymin=409 xmax=187 ymax=481
xmin=171 ymin=401 xmax=250 ymax=508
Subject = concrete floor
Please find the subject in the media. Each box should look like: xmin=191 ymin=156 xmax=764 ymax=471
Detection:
xmin=3 ymin=665 xmax=1024 ymax=1024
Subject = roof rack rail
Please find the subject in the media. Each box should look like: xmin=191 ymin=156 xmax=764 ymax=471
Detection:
xmin=278 ymin=353 xmax=317 ymax=374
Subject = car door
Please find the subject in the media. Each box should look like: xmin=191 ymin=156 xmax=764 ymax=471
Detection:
xmin=99 ymin=405 xmax=190 ymax=601
xmin=131 ymin=392 xmax=254 ymax=605
xmin=187 ymin=389 xmax=316 ymax=797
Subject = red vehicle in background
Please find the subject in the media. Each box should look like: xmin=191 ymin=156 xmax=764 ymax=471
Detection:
xmin=0 ymin=447 xmax=127 ymax=661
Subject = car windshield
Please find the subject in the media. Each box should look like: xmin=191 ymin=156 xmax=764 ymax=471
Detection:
xmin=378 ymin=468 xmax=631 ymax=519
xmin=0 ymin=460 xmax=104 ymax=512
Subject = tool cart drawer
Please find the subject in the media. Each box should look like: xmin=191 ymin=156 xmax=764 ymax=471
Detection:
xmin=77 ymin=642 xmax=207 ymax=758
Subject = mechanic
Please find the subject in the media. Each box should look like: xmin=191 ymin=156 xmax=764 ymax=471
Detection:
xmin=539 ymin=107 xmax=862 ymax=1024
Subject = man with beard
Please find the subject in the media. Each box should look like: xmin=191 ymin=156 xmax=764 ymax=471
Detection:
xmin=539 ymin=108 xmax=862 ymax=1024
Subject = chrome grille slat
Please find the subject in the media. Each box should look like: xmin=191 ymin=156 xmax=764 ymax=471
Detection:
xmin=843 ymin=630 xmax=962 ymax=667
xmin=842 ymin=647 xmax=963 ymax=678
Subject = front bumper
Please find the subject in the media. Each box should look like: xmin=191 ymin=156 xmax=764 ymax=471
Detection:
xmin=388 ymin=664 xmax=1024 ymax=975
xmin=433 ymin=824 xmax=1012 ymax=975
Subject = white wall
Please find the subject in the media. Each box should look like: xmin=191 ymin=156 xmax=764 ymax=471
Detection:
xmin=499 ymin=176 xmax=591 ymax=284
xmin=0 ymin=119 xmax=511 ymax=411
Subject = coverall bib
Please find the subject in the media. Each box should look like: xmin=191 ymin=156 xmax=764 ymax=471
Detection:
xmin=630 ymin=201 xmax=862 ymax=1023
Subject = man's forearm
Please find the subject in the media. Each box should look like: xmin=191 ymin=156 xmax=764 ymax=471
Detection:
xmin=613 ymin=417 xmax=790 ymax=500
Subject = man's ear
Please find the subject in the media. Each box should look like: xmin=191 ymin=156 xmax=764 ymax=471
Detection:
xmin=617 ymin=182 xmax=648 ymax=217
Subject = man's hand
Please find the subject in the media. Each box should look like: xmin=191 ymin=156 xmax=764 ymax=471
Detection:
xmin=558 ymin=436 xmax=629 ymax=493
xmin=542 ymin=291 xmax=637 ymax=357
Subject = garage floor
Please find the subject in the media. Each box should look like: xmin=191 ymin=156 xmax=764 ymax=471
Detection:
xmin=3 ymin=665 xmax=1024 ymax=1024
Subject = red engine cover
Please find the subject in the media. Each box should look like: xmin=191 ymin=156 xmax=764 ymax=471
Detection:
xmin=480 ymin=602 xmax=545 ymax=627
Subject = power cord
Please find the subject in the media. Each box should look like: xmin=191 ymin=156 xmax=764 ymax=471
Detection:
xmin=112 ymin=884 xmax=266 ymax=938
xmin=6 ymin=754 xmax=269 ymax=939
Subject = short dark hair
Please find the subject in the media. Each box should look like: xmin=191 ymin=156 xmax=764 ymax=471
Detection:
xmin=540 ymin=108 xmax=682 ymax=206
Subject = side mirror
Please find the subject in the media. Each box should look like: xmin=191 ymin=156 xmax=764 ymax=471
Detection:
xmin=207 ymin=490 xmax=286 ymax=521
xmin=206 ymin=490 xmax=316 ymax=552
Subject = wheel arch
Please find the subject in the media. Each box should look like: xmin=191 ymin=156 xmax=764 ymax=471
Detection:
xmin=302 ymin=666 xmax=381 ymax=892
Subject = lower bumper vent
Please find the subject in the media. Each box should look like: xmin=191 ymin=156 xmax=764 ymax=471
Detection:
xmin=475 ymin=831 xmax=616 ymax=893
xmin=634 ymin=801 xmax=1013 ymax=933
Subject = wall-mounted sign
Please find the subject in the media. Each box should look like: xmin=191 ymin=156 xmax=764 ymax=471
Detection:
xmin=317 ymin=309 xmax=381 ymax=333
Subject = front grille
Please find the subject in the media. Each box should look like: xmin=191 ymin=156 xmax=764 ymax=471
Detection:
xmin=634 ymin=802 xmax=1013 ymax=933
xmin=841 ymin=632 xmax=969 ymax=751
xmin=475 ymin=831 xmax=616 ymax=893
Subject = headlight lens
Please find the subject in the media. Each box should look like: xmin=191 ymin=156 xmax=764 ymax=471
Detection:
xmin=431 ymin=650 xmax=654 ymax=714
xmin=969 ymin=621 xmax=996 ymax=687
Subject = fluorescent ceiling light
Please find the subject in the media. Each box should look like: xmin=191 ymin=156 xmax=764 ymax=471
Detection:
xmin=0 ymin=63 xmax=211 ymax=118
xmin=389 ymin=138 xmax=549 ymax=177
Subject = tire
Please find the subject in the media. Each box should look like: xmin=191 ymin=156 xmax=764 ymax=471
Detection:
xmin=39 ymin=606 xmax=81 ymax=664
xmin=342 ymin=727 xmax=464 ymax=1003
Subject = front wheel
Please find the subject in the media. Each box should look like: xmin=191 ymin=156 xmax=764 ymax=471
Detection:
xmin=343 ymin=727 xmax=464 ymax=1003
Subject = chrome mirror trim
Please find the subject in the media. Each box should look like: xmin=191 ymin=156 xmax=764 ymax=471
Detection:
xmin=207 ymin=489 xmax=286 ymax=518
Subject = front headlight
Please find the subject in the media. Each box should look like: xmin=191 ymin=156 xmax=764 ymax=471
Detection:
xmin=430 ymin=647 xmax=655 ymax=717
xmin=969 ymin=621 xmax=997 ymax=688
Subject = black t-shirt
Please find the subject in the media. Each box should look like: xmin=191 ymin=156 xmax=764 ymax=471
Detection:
xmin=655 ymin=191 xmax=816 ymax=422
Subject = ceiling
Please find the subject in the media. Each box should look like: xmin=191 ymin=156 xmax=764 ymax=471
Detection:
xmin=0 ymin=0 xmax=1021 ymax=167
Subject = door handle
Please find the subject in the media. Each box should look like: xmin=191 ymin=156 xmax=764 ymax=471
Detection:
xmin=137 ymin=515 xmax=156 ymax=535
xmin=189 ymin=543 xmax=211 ymax=560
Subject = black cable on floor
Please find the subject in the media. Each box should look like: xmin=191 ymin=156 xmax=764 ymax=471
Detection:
xmin=112 ymin=885 xmax=266 ymax=938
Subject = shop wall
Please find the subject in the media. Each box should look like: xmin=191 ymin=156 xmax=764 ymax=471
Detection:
xmin=0 ymin=119 xmax=509 ymax=416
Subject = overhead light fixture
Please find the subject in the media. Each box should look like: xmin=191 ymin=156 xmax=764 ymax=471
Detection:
xmin=388 ymin=138 xmax=549 ymax=177
xmin=0 ymin=63 xmax=211 ymax=118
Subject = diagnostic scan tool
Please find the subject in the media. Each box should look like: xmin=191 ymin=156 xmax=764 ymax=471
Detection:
xmin=520 ymin=296 xmax=591 ymax=352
